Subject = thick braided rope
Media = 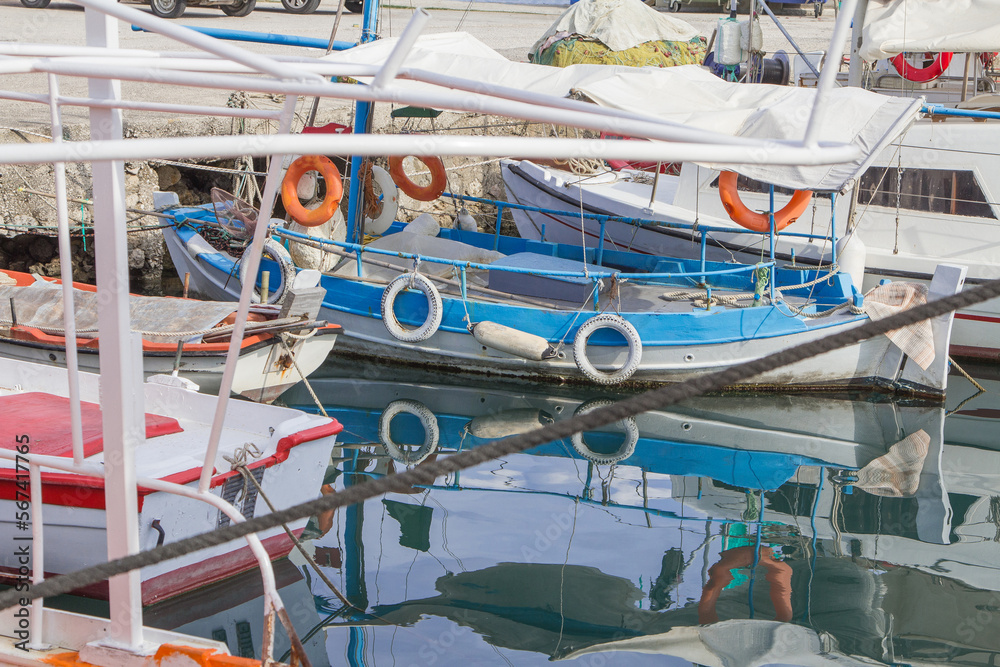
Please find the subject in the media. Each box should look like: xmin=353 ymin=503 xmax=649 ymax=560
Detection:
xmin=3 ymin=276 xmax=999 ymax=611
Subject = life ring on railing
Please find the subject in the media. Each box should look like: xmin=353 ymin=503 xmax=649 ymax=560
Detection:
xmin=569 ymin=398 xmax=639 ymax=465
xmin=237 ymin=238 xmax=295 ymax=305
xmin=890 ymin=52 xmax=954 ymax=83
xmin=380 ymin=273 xmax=443 ymax=342
xmin=364 ymin=164 xmax=399 ymax=235
xmin=281 ymin=155 xmax=343 ymax=227
xmin=718 ymin=171 xmax=812 ymax=233
xmin=388 ymin=155 xmax=447 ymax=202
xmin=573 ymin=314 xmax=642 ymax=385
xmin=378 ymin=399 xmax=440 ymax=465
xmin=698 ymin=546 xmax=793 ymax=625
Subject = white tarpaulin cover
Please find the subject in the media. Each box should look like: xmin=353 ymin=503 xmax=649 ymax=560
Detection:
xmin=860 ymin=0 xmax=1000 ymax=61
xmin=330 ymin=33 xmax=921 ymax=192
xmin=529 ymin=0 xmax=700 ymax=53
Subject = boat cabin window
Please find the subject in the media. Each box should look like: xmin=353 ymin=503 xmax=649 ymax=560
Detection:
xmin=857 ymin=167 xmax=996 ymax=219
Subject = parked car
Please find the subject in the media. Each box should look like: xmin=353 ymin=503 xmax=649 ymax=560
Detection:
xmin=148 ymin=0 xmax=255 ymax=18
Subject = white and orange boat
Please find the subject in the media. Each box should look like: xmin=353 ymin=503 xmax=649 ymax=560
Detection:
xmin=0 ymin=269 xmax=339 ymax=403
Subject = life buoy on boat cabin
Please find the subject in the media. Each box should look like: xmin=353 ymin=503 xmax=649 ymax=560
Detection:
xmin=890 ymin=51 xmax=954 ymax=83
xmin=718 ymin=171 xmax=812 ymax=233
xmin=281 ymin=155 xmax=344 ymax=227
xmin=388 ymin=155 xmax=447 ymax=202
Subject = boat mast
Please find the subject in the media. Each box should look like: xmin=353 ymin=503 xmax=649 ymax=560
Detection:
xmin=345 ymin=0 xmax=382 ymax=244
xmin=84 ymin=6 xmax=145 ymax=651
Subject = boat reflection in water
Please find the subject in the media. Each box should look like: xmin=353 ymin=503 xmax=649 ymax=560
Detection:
xmin=169 ymin=362 xmax=998 ymax=666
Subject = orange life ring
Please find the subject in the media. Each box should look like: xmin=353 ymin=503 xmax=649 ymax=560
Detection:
xmin=388 ymin=155 xmax=447 ymax=202
xmin=281 ymin=155 xmax=343 ymax=227
xmin=718 ymin=171 xmax=812 ymax=233
xmin=698 ymin=546 xmax=793 ymax=624
xmin=890 ymin=52 xmax=953 ymax=83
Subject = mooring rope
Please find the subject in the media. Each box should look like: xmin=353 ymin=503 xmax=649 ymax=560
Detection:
xmin=3 ymin=276 xmax=999 ymax=611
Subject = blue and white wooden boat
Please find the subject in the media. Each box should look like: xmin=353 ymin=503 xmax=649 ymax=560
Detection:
xmin=163 ymin=203 xmax=965 ymax=397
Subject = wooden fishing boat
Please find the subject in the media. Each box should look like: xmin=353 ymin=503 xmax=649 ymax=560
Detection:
xmin=0 ymin=269 xmax=339 ymax=403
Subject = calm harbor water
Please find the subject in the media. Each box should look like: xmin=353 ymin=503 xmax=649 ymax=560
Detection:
xmin=57 ymin=358 xmax=1000 ymax=665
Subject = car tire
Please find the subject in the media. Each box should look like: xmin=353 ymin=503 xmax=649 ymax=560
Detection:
xmin=282 ymin=0 xmax=320 ymax=12
xmin=344 ymin=0 xmax=363 ymax=12
xmin=221 ymin=0 xmax=255 ymax=15
xmin=20 ymin=0 xmax=52 ymax=8
xmin=150 ymin=0 xmax=186 ymax=18
xmin=668 ymin=0 xmax=680 ymax=10
xmin=814 ymin=1 xmax=823 ymax=16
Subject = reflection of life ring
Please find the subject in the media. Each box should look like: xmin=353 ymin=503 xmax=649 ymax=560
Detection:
xmin=718 ymin=171 xmax=812 ymax=233
xmin=569 ymin=398 xmax=639 ymax=465
xmin=237 ymin=238 xmax=296 ymax=305
xmin=388 ymin=155 xmax=447 ymax=202
xmin=698 ymin=546 xmax=793 ymax=624
xmin=281 ymin=155 xmax=343 ymax=227
xmin=380 ymin=273 xmax=443 ymax=342
xmin=890 ymin=52 xmax=954 ymax=83
xmin=573 ymin=314 xmax=642 ymax=385
xmin=378 ymin=399 xmax=440 ymax=465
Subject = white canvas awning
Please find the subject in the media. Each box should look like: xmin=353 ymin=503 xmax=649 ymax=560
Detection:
xmin=860 ymin=0 xmax=1000 ymax=61
xmin=329 ymin=32 xmax=921 ymax=192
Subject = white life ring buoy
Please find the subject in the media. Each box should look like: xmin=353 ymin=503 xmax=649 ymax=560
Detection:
xmin=569 ymin=398 xmax=639 ymax=465
xmin=364 ymin=165 xmax=399 ymax=236
xmin=237 ymin=238 xmax=296 ymax=305
xmin=573 ymin=314 xmax=642 ymax=384
xmin=379 ymin=399 xmax=439 ymax=465
xmin=380 ymin=273 xmax=443 ymax=342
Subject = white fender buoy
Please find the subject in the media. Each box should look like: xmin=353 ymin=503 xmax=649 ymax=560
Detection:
xmin=238 ymin=238 xmax=296 ymax=305
xmin=380 ymin=273 xmax=444 ymax=342
xmin=836 ymin=233 xmax=867 ymax=292
xmin=466 ymin=409 xmax=555 ymax=440
xmin=471 ymin=321 xmax=558 ymax=361
xmin=572 ymin=314 xmax=643 ymax=384
xmin=364 ymin=165 xmax=399 ymax=236
xmin=569 ymin=398 xmax=639 ymax=465
xmin=378 ymin=399 xmax=439 ymax=465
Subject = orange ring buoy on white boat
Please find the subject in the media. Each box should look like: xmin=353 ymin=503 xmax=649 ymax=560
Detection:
xmin=698 ymin=545 xmax=793 ymax=625
xmin=718 ymin=171 xmax=812 ymax=233
xmin=890 ymin=52 xmax=953 ymax=83
xmin=388 ymin=155 xmax=447 ymax=202
xmin=281 ymin=155 xmax=343 ymax=227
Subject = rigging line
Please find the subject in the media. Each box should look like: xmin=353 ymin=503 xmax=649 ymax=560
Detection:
xmin=8 ymin=276 xmax=1000 ymax=611
xmin=553 ymin=497 xmax=580 ymax=657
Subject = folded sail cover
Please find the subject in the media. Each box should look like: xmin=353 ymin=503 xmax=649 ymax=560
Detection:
xmin=860 ymin=0 xmax=1000 ymax=61
xmin=330 ymin=32 xmax=921 ymax=193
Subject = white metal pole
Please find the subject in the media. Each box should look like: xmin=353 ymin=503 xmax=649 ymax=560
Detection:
xmin=85 ymin=6 xmax=144 ymax=650
xmin=847 ymin=0 xmax=869 ymax=88
xmin=28 ymin=464 xmax=45 ymax=649
xmin=371 ymin=9 xmax=430 ymax=89
xmin=803 ymin=0 xmax=858 ymax=147
xmin=197 ymin=95 xmax=299 ymax=493
xmin=47 ymin=73 xmax=86 ymax=468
